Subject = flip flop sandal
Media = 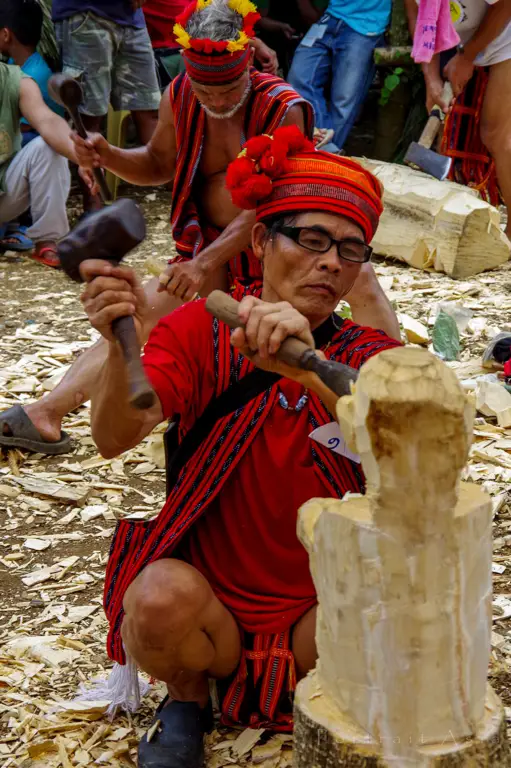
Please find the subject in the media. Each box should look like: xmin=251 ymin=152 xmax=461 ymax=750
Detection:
xmin=138 ymin=696 xmax=213 ymax=768
xmin=0 ymin=405 xmax=72 ymax=455
xmin=0 ymin=228 xmax=34 ymax=252
xmin=29 ymin=244 xmax=61 ymax=269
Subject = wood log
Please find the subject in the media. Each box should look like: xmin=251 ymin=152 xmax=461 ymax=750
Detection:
xmin=294 ymin=347 xmax=509 ymax=767
xmin=373 ymin=46 xmax=412 ymax=67
xmin=359 ymin=160 xmax=510 ymax=278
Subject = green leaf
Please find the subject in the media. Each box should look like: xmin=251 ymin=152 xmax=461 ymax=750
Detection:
xmin=395 ymin=67 xmax=404 ymax=75
xmin=384 ymin=73 xmax=401 ymax=92
xmin=432 ymin=311 xmax=460 ymax=361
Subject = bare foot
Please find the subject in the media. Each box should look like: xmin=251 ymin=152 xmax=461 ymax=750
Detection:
xmin=22 ymin=402 xmax=63 ymax=443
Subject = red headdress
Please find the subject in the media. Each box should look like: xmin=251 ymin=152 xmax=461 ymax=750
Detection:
xmin=174 ymin=0 xmax=260 ymax=85
xmin=226 ymin=126 xmax=384 ymax=242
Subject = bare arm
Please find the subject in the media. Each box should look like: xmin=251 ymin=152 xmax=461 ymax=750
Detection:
xmin=296 ymin=0 xmax=322 ymax=26
xmin=73 ymin=85 xmax=177 ymax=186
xmin=19 ymin=79 xmax=77 ymax=163
xmin=78 ymin=262 xmax=165 ymax=457
xmin=403 ymin=0 xmax=447 ymax=110
xmin=92 ymin=342 xmax=163 ymax=458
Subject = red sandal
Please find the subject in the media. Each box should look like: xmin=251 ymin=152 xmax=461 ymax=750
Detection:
xmin=29 ymin=242 xmax=61 ymax=269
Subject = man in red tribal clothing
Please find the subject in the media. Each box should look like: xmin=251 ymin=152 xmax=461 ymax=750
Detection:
xmin=0 ymin=0 xmax=399 ymax=458
xmin=79 ymin=127 xmax=402 ymax=768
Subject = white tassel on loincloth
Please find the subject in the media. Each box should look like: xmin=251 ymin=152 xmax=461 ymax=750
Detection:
xmin=74 ymin=651 xmax=150 ymax=718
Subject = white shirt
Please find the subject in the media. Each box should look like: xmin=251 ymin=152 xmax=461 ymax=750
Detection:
xmin=449 ymin=0 xmax=511 ymax=65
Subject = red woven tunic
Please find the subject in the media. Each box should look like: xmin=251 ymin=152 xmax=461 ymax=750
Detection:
xmin=103 ymin=300 xmax=400 ymax=729
xmin=169 ymin=70 xmax=314 ymax=288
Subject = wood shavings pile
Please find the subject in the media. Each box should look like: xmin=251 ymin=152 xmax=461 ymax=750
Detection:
xmin=1 ymin=186 xmax=511 ymax=764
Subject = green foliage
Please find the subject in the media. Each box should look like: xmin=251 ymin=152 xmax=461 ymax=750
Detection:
xmin=379 ymin=67 xmax=405 ymax=106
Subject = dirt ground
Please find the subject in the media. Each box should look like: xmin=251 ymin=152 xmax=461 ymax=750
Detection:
xmin=1 ymin=185 xmax=511 ymax=767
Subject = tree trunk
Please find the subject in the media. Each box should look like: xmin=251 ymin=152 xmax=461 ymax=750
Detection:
xmin=294 ymin=347 xmax=509 ymax=767
xmin=359 ymin=159 xmax=510 ymax=277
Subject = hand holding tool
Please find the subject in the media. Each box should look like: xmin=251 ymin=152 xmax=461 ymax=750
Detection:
xmin=48 ymin=73 xmax=112 ymax=203
xmin=404 ymin=82 xmax=454 ymax=180
xmin=58 ymin=198 xmax=156 ymax=410
xmin=206 ymin=290 xmax=359 ymax=397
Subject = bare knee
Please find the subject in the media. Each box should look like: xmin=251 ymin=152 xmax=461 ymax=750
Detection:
xmin=123 ymin=560 xmax=212 ymax=645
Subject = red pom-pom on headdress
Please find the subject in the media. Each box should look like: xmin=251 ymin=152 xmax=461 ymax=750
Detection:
xmin=226 ymin=126 xmax=315 ymax=210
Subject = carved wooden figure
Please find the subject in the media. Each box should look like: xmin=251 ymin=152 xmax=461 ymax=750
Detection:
xmin=294 ymin=347 xmax=508 ymax=767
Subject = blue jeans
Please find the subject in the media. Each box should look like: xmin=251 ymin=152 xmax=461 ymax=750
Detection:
xmin=288 ymin=14 xmax=383 ymax=149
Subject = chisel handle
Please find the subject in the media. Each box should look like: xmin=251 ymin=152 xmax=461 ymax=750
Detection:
xmin=206 ymin=290 xmax=312 ymax=369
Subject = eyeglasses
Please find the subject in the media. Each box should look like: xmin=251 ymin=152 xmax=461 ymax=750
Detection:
xmin=274 ymin=225 xmax=372 ymax=264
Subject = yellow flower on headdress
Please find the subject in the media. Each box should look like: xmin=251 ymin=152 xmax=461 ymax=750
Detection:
xmin=227 ymin=31 xmax=250 ymax=52
xmin=173 ymin=23 xmax=191 ymax=49
xmin=197 ymin=0 xmax=213 ymax=9
xmin=228 ymin=0 xmax=257 ymax=16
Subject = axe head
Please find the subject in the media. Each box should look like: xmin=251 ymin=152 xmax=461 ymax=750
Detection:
xmin=404 ymin=142 xmax=453 ymax=181
xmin=58 ymin=198 xmax=146 ymax=282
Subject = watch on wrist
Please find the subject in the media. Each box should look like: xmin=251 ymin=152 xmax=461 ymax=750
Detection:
xmin=457 ymin=43 xmax=465 ymax=55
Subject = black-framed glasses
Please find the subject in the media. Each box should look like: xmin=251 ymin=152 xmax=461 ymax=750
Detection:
xmin=275 ymin=225 xmax=372 ymax=264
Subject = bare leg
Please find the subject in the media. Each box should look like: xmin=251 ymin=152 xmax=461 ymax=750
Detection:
xmin=11 ymin=270 xmax=228 ymax=443
xmin=344 ymin=262 xmax=401 ymax=340
xmin=80 ymin=115 xmax=105 ymax=213
xmin=480 ymin=59 xmax=511 ymax=239
xmin=122 ymin=560 xmax=241 ymax=705
xmin=131 ymin=110 xmax=159 ymax=145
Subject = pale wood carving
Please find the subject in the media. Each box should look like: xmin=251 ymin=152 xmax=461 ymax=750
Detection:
xmin=358 ymin=160 xmax=510 ymax=278
xmin=294 ymin=347 xmax=508 ymax=766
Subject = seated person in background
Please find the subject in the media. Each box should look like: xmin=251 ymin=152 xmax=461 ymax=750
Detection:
xmin=0 ymin=62 xmax=79 ymax=267
xmin=0 ymin=0 xmax=66 ymax=252
xmin=288 ymin=0 xmax=391 ymax=151
xmin=52 ymin=0 xmax=162 ymax=214
xmin=79 ymin=129 xmax=402 ymax=768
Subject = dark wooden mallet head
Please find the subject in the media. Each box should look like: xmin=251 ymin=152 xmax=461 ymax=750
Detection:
xmin=58 ymin=199 xmax=156 ymax=410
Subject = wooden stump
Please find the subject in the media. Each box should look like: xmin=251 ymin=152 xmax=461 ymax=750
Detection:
xmin=358 ymin=160 xmax=510 ymax=277
xmin=294 ymin=348 xmax=509 ymax=767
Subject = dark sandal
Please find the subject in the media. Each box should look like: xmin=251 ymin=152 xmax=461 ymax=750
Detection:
xmin=29 ymin=243 xmax=61 ymax=269
xmin=138 ymin=696 xmax=213 ymax=768
xmin=0 ymin=405 xmax=72 ymax=455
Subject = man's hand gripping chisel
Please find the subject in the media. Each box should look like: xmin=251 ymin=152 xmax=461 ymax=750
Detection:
xmin=58 ymin=199 xmax=156 ymax=410
xmin=206 ymin=291 xmax=359 ymax=397
xmin=48 ymin=73 xmax=112 ymax=203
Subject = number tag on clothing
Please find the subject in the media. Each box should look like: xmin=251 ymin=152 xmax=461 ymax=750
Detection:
xmin=300 ymin=23 xmax=327 ymax=48
xmin=309 ymin=422 xmax=361 ymax=463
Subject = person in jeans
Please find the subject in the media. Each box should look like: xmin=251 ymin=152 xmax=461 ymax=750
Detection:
xmin=52 ymin=0 xmax=161 ymax=213
xmin=288 ymin=0 xmax=391 ymax=150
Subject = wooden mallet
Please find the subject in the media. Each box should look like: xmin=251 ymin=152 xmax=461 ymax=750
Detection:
xmin=58 ymin=198 xmax=156 ymax=410
xmin=206 ymin=290 xmax=359 ymax=396
xmin=48 ymin=73 xmax=113 ymax=203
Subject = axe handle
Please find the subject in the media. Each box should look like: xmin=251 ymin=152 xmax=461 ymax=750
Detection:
xmin=418 ymin=82 xmax=454 ymax=149
xmin=111 ymin=316 xmax=156 ymax=410
xmin=206 ymin=290 xmax=313 ymax=370
xmin=68 ymin=105 xmax=112 ymax=204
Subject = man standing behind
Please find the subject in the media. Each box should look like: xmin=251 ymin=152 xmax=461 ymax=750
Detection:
xmin=143 ymin=0 xmax=188 ymax=89
xmin=405 ymin=0 xmax=511 ymax=239
xmin=52 ymin=0 xmax=161 ymax=213
xmin=288 ymin=0 xmax=391 ymax=151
